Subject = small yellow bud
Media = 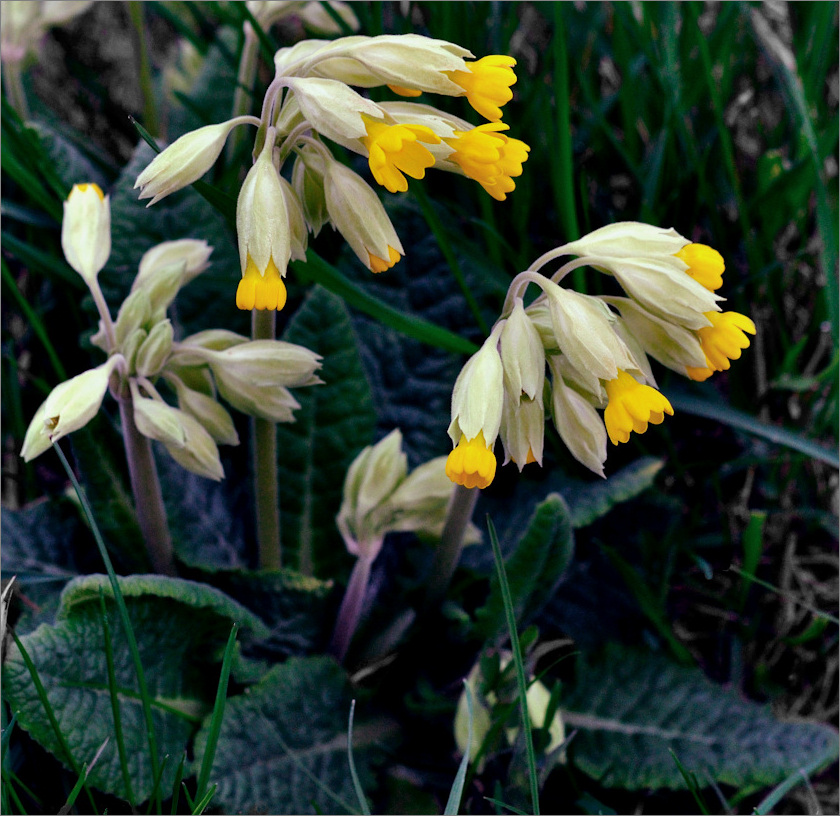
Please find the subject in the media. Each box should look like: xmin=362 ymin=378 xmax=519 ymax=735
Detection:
xmin=61 ymin=183 xmax=111 ymax=286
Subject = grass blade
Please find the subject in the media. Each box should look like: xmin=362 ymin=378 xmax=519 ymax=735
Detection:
xmin=444 ymin=682 xmax=474 ymax=816
xmin=191 ymin=783 xmax=217 ymax=816
xmin=668 ymin=390 xmax=840 ymax=468
xmin=52 ymin=441 xmax=160 ymax=805
xmin=195 ymin=623 xmax=239 ymax=802
xmin=58 ymin=738 xmax=109 ymax=816
xmin=347 ymin=700 xmax=371 ymax=816
xmin=98 ymin=588 xmax=136 ymax=809
xmin=752 ymin=752 xmax=838 ymax=815
xmin=668 ymin=749 xmax=710 ymax=815
xmin=170 ymin=753 xmax=187 ymax=816
xmin=10 ymin=631 xmax=98 ymax=813
xmin=486 ymin=516 xmax=540 ymax=815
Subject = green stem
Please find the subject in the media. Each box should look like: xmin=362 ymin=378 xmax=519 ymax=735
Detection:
xmin=228 ymin=31 xmax=259 ymax=162
xmin=118 ymin=396 xmax=175 ymax=576
xmin=2 ymin=61 xmax=29 ymax=121
xmin=129 ymin=2 xmax=159 ymax=138
xmin=422 ymin=484 xmax=479 ymax=614
xmin=252 ymin=309 xmax=281 ymax=569
xmin=551 ymin=5 xmax=583 ymax=291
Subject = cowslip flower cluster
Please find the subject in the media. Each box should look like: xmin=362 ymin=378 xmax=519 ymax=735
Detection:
xmin=446 ymin=222 xmax=756 ymax=488
xmin=21 ymin=184 xmax=322 ymax=479
xmin=134 ymin=34 xmax=529 ymax=311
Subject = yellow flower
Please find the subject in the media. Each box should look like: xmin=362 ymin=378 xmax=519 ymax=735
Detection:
xmin=444 ymin=122 xmax=530 ymax=201
xmin=361 ymin=115 xmax=440 ymax=193
xmin=369 ymin=246 xmax=402 ymax=273
xmin=445 ymin=431 xmax=497 ymax=489
xmin=387 ymin=84 xmax=423 ymax=97
xmin=686 ymin=311 xmax=756 ymax=381
xmin=235 ymin=256 xmax=287 ymax=311
xmin=445 ymin=55 xmax=517 ymax=121
xmin=676 ymin=244 xmax=725 ymax=291
xmin=604 ymin=370 xmax=674 ymax=445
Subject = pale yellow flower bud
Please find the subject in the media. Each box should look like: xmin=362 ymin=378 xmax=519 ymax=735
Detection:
xmin=121 ymin=328 xmax=148 ymax=373
xmin=132 ymin=387 xmax=187 ymax=448
xmin=61 ymin=183 xmax=111 ymax=286
xmin=323 ymin=159 xmax=404 ymax=273
xmin=548 ymin=357 xmax=608 ymax=478
xmin=236 ymin=136 xmax=292 ymax=311
xmin=337 ymin=429 xmax=408 ymax=555
xmin=166 ymin=374 xmax=239 ymax=446
xmin=286 ymin=77 xmax=384 ymax=148
xmin=448 ymin=328 xmax=504 ymax=447
xmin=605 ymin=296 xmax=708 ymax=375
xmin=292 ymin=149 xmax=329 ymax=236
xmin=134 ymin=319 xmax=174 ymax=378
xmin=543 ymin=281 xmax=639 ymax=384
xmin=164 ymin=411 xmax=225 ymax=481
xmin=500 ymin=391 xmax=544 ymax=471
xmin=114 ymin=289 xmax=152 ymax=348
xmin=557 ymin=222 xmax=688 ymax=260
xmin=134 ymin=239 xmax=212 ymax=293
xmin=21 ymin=358 xmax=120 ymax=460
xmin=279 ymin=176 xmax=308 ymax=262
xmin=388 ymin=456 xmax=466 ymax=537
xmin=134 ymin=118 xmax=255 ymax=206
xmin=500 ymin=299 xmax=545 ymax=401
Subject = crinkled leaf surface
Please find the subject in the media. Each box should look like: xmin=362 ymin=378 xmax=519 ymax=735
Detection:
xmin=562 ymin=645 xmax=840 ymax=790
xmin=27 ymin=120 xmax=109 ymax=194
xmin=181 ymin=566 xmax=334 ymax=661
xmin=566 ymin=456 xmax=664 ymax=528
xmin=157 ymin=451 xmax=250 ymax=571
xmin=475 ymin=493 xmax=574 ymax=640
xmin=342 ymin=204 xmax=484 ymax=468
xmin=193 ymin=656 xmax=375 ymax=815
xmin=278 ymin=285 xmax=376 ymax=577
xmin=2 ymin=574 xmax=269 ymax=802
xmin=0 ymin=497 xmax=88 ymax=634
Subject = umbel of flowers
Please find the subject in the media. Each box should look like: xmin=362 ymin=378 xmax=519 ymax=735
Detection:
xmin=21 ymin=184 xmax=322 ymax=481
xmin=134 ymin=34 xmax=529 ymax=310
xmin=445 ymin=223 xmax=757 ymax=489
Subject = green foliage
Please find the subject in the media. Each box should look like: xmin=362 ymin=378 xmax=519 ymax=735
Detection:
xmin=193 ymin=656 xmax=374 ymax=815
xmin=562 ymin=644 xmax=840 ymax=790
xmin=2 ymin=574 xmax=269 ymax=802
xmin=567 ymin=457 xmax=664 ymax=529
xmin=277 ymin=286 xmax=376 ymax=577
xmin=475 ymin=494 xmax=574 ymax=640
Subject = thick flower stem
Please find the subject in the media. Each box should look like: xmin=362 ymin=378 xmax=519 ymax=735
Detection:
xmin=422 ymin=484 xmax=479 ymax=614
xmin=252 ymin=309 xmax=281 ymax=570
xmin=328 ymin=553 xmax=375 ymax=663
xmin=119 ymin=397 xmax=175 ymax=576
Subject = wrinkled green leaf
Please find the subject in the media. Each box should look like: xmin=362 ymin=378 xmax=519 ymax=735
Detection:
xmin=476 ymin=494 xmax=574 ymax=640
xmin=278 ymin=286 xmax=376 ymax=577
xmin=26 ymin=121 xmax=108 ymax=195
xmin=2 ymin=574 xmax=269 ymax=802
xmin=562 ymin=645 xmax=840 ymax=789
xmin=194 ymin=656 xmax=375 ymax=815
xmin=567 ymin=457 xmax=664 ymax=528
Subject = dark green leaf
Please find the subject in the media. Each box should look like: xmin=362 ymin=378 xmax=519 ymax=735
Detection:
xmin=567 ymin=457 xmax=664 ymax=528
xmin=476 ymin=494 xmax=574 ymax=640
xmin=278 ymin=286 xmax=376 ymax=577
xmin=562 ymin=645 xmax=840 ymax=790
xmin=2 ymin=574 xmax=269 ymax=802
xmin=193 ymin=656 xmax=376 ymax=815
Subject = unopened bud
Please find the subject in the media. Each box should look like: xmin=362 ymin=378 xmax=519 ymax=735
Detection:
xmin=134 ymin=319 xmax=174 ymax=378
xmin=61 ymin=183 xmax=111 ymax=286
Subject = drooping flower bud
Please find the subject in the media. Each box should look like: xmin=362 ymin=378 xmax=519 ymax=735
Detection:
xmin=61 ymin=183 xmax=111 ymax=287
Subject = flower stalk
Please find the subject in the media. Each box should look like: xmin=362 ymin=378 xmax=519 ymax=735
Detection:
xmin=328 ymin=551 xmax=376 ymax=662
xmin=118 ymin=395 xmax=175 ymax=576
xmin=422 ymin=483 xmax=479 ymax=614
xmin=252 ymin=308 xmax=282 ymax=569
